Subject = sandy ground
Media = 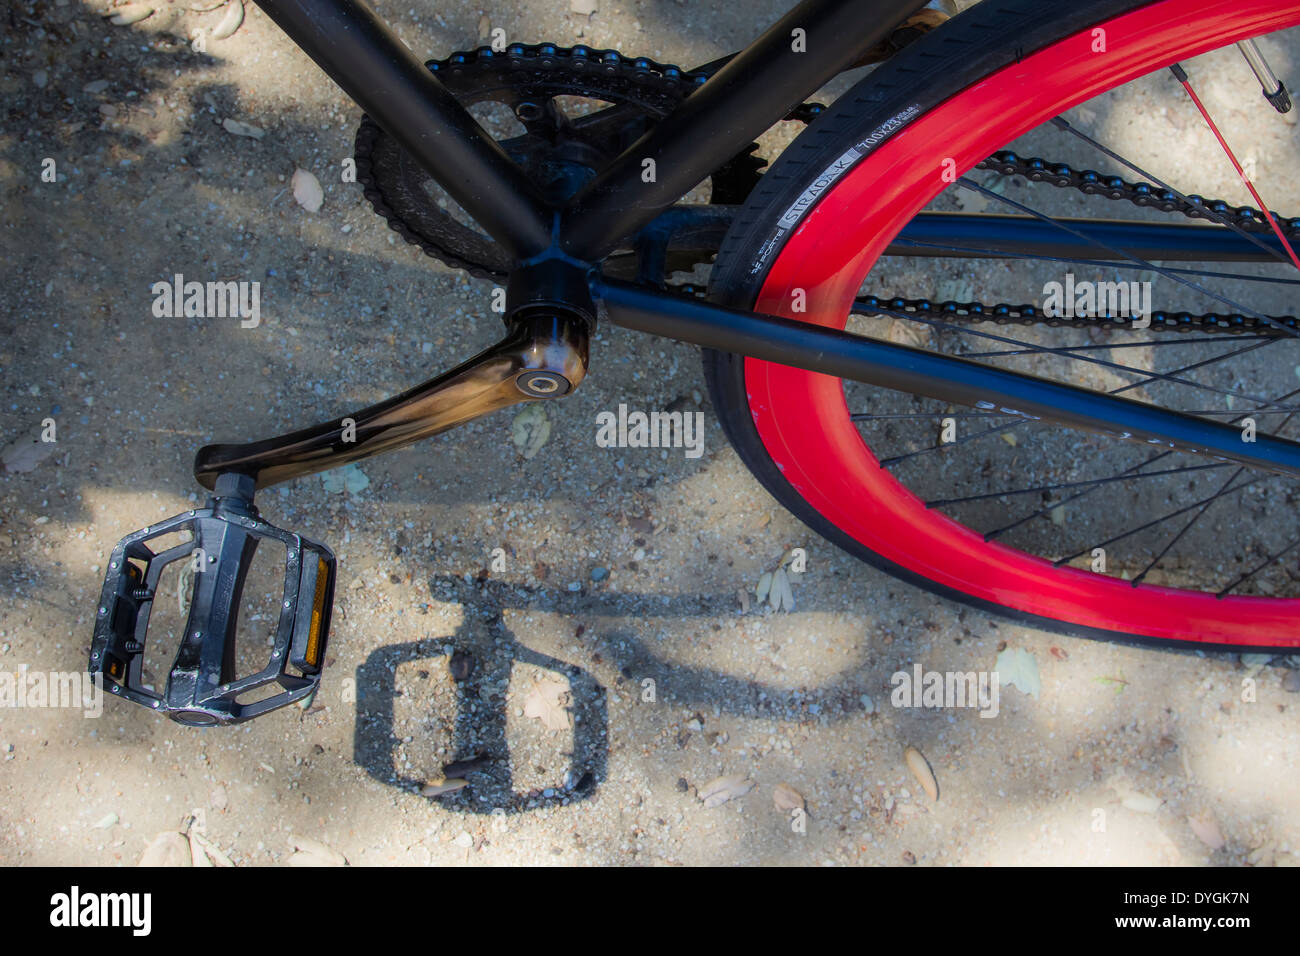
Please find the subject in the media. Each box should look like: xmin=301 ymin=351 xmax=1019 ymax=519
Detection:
xmin=2 ymin=0 xmax=1299 ymax=867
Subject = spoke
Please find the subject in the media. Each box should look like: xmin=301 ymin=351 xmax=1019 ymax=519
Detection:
xmin=962 ymin=334 xmax=1280 ymax=359
xmin=1130 ymin=466 xmax=1243 ymax=586
xmin=1051 ymin=474 xmax=1268 ymax=566
xmin=876 ymin=416 xmax=1021 ymax=468
xmin=859 ymin=302 xmax=1297 ymax=412
xmin=957 ymin=176 xmax=1300 ymax=339
xmin=849 ymin=410 xmax=1011 ymax=421
xmin=1134 ymin=367 xmax=1300 ymax=587
xmin=1203 ymin=388 xmax=1300 ymax=594
xmin=1172 ymin=63 xmax=1300 ymax=274
xmin=924 ymin=462 xmax=1231 ymax=508
xmin=1217 ymin=533 xmax=1300 ymax=597
xmin=1108 ymin=336 xmax=1276 ymax=397
xmin=1170 ymin=406 xmax=1300 ymax=417
xmin=982 ymin=450 xmax=1175 ymax=540
xmin=979 ymin=385 xmax=1300 ymax=541
xmin=1049 ymin=114 xmax=1294 ymax=266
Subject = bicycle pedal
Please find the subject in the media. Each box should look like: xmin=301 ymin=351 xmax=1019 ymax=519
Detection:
xmin=89 ymin=474 xmax=336 ymax=726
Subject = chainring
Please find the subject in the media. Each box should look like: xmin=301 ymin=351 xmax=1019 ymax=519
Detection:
xmin=354 ymin=44 xmax=769 ymax=281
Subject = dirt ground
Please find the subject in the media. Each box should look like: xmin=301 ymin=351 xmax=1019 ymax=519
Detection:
xmin=2 ymin=0 xmax=1299 ymax=867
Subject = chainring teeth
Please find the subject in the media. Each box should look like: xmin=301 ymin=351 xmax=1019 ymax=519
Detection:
xmin=353 ymin=42 xmax=769 ymax=281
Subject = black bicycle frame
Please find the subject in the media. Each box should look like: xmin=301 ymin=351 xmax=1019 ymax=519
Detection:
xmin=254 ymin=0 xmax=924 ymax=258
xmin=225 ymin=0 xmax=1300 ymax=484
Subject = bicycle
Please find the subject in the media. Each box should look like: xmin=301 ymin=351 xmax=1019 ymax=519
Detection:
xmin=90 ymin=0 xmax=1300 ymax=725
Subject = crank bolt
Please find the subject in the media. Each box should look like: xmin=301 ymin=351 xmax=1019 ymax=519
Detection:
xmin=516 ymin=370 xmax=570 ymax=397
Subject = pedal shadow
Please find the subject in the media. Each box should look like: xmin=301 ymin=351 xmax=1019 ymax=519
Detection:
xmin=352 ymin=573 xmax=872 ymax=815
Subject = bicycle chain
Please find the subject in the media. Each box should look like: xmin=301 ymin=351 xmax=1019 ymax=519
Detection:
xmin=837 ymin=150 xmax=1300 ymax=335
xmin=665 ymin=140 xmax=1300 ymax=335
xmin=850 ymin=295 xmax=1300 ymax=335
xmin=976 ymin=150 xmax=1300 ymax=237
xmin=354 ymin=44 xmax=1295 ymax=333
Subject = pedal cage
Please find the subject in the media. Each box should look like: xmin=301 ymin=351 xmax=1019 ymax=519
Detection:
xmin=89 ymin=475 xmax=336 ymax=726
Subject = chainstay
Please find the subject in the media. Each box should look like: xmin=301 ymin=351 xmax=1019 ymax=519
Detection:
xmin=664 ymin=284 xmax=1299 ymax=335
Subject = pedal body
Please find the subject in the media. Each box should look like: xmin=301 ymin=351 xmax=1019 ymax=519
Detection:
xmin=90 ymin=476 xmax=335 ymax=725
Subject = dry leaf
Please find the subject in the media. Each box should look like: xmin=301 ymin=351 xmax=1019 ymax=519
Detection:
xmin=1122 ymin=793 xmax=1162 ymax=814
xmin=138 ymin=831 xmax=192 ymax=867
xmin=699 ymin=774 xmax=754 ymax=809
xmin=522 ymin=678 xmax=571 ymax=732
xmin=189 ymin=833 xmax=213 ymax=867
xmin=994 ymin=646 xmax=1041 ymax=698
xmin=511 ymin=404 xmax=551 ymax=459
xmin=421 ymin=778 xmax=469 ymax=798
xmin=755 ymin=571 xmax=772 ymax=604
xmin=1188 ymin=812 xmax=1225 ymax=850
xmin=772 ymin=567 xmax=795 ymax=612
xmin=107 ymin=4 xmax=153 ymax=25
xmin=211 ymin=0 xmax=244 ymax=39
xmin=2 ymin=430 xmax=58 ymax=474
xmin=221 ymin=118 xmax=264 ymax=139
xmin=773 ymin=783 xmax=805 ymax=812
xmin=189 ymin=831 xmax=234 ymax=866
xmin=287 ymin=835 xmax=347 ymax=866
xmin=904 ymin=745 xmax=939 ymax=801
xmin=291 ymin=168 xmax=324 ymax=212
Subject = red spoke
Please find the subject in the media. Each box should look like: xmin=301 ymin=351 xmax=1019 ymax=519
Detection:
xmin=1175 ymin=63 xmax=1300 ymax=273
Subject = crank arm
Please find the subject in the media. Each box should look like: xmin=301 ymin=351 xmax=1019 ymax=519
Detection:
xmin=194 ymin=312 xmax=589 ymax=490
xmin=92 ymin=268 xmax=593 ymax=726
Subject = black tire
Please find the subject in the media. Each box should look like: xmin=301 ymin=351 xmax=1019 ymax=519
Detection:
xmin=699 ymin=0 xmax=1237 ymax=648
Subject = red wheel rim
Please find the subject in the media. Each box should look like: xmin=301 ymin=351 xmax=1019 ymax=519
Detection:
xmin=746 ymin=0 xmax=1300 ymax=648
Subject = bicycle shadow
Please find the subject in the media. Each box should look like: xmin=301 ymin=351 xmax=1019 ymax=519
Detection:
xmin=352 ymin=572 xmax=873 ymax=815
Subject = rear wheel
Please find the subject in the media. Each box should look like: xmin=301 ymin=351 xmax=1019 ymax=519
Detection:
xmin=705 ymin=0 xmax=1300 ymax=650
